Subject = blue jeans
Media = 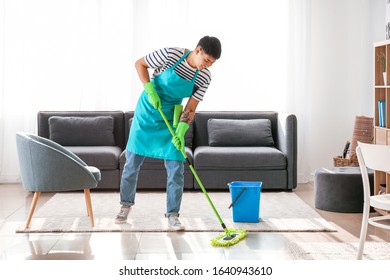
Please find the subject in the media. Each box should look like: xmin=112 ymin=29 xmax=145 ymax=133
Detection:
xmin=120 ymin=150 xmax=184 ymax=217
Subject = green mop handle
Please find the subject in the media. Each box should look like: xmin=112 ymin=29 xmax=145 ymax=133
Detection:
xmin=157 ymin=108 xmax=228 ymax=231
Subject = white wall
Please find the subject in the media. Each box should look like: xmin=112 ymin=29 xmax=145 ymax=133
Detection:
xmin=303 ymin=0 xmax=385 ymax=181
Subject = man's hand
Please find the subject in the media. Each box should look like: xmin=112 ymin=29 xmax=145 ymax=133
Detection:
xmin=172 ymin=122 xmax=189 ymax=150
xmin=144 ymin=82 xmax=161 ymax=109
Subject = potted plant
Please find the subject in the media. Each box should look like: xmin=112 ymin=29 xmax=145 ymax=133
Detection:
xmin=377 ymin=51 xmax=386 ymax=85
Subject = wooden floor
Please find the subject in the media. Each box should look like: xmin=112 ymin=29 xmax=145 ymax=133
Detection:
xmin=0 ymin=182 xmax=389 ymax=260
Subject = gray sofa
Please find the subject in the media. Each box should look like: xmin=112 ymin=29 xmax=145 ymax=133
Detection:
xmin=190 ymin=111 xmax=297 ymax=190
xmin=38 ymin=110 xmax=297 ymax=191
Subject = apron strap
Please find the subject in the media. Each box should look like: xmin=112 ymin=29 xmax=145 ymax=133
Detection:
xmin=173 ymin=51 xmax=191 ymax=68
xmin=192 ymin=69 xmax=199 ymax=82
xmin=172 ymin=50 xmax=199 ymax=83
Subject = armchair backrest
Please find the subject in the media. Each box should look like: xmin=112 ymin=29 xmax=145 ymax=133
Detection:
xmin=16 ymin=132 xmax=99 ymax=192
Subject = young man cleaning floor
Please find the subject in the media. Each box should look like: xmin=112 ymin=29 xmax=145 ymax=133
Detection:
xmin=115 ymin=36 xmax=222 ymax=230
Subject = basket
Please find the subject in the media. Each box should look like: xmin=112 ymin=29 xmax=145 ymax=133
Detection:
xmin=333 ymin=116 xmax=373 ymax=167
xmin=349 ymin=116 xmax=374 ymax=157
xmin=333 ymin=154 xmax=359 ymax=167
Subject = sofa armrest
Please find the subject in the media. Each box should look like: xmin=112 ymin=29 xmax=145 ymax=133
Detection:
xmin=277 ymin=112 xmax=297 ymax=189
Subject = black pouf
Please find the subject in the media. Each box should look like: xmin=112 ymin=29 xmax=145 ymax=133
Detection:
xmin=314 ymin=167 xmax=374 ymax=213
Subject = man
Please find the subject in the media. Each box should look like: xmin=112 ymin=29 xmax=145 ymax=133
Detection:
xmin=115 ymin=36 xmax=221 ymax=230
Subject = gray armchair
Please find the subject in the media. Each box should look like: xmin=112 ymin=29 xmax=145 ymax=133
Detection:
xmin=16 ymin=132 xmax=101 ymax=229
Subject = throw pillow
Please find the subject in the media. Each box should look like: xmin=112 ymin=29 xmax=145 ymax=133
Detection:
xmin=207 ymin=118 xmax=274 ymax=146
xmin=49 ymin=116 xmax=116 ymax=146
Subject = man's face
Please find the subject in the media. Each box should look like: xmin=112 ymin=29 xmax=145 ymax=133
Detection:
xmin=194 ymin=47 xmax=216 ymax=70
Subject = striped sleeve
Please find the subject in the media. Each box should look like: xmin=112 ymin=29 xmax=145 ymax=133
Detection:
xmin=192 ymin=69 xmax=211 ymax=102
xmin=144 ymin=48 xmax=170 ymax=69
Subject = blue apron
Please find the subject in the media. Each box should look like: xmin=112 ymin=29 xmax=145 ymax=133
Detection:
xmin=127 ymin=51 xmax=198 ymax=162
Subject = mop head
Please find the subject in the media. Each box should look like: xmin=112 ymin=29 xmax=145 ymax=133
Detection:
xmin=211 ymin=229 xmax=247 ymax=247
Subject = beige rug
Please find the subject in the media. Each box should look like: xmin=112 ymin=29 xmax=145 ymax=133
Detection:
xmin=16 ymin=191 xmax=336 ymax=233
xmin=287 ymin=242 xmax=390 ymax=260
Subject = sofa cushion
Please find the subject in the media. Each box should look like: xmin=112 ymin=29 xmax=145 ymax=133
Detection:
xmin=66 ymin=146 xmax=122 ymax=170
xmin=194 ymin=146 xmax=286 ymax=170
xmin=49 ymin=116 xmax=115 ymax=146
xmin=207 ymin=119 xmax=274 ymax=147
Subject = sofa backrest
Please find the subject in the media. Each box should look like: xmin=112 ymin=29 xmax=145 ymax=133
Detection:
xmin=38 ymin=111 xmax=126 ymax=150
xmin=193 ymin=111 xmax=279 ymax=147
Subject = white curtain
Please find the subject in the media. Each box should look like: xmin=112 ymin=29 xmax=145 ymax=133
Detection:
xmin=1 ymin=0 xmax=135 ymax=181
xmin=1 ymin=0 xmax=297 ymax=182
xmin=0 ymin=0 xmax=4 ymax=181
xmin=2 ymin=0 xmax=382 ymax=183
xmin=130 ymin=0 xmax=291 ymax=111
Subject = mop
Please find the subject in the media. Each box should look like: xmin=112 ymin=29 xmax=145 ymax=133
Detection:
xmin=158 ymin=108 xmax=246 ymax=247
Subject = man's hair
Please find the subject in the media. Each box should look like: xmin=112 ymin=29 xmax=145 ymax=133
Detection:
xmin=197 ymin=36 xmax=222 ymax=60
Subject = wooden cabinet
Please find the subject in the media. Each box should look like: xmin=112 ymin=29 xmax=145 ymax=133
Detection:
xmin=374 ymin=40 xmax=390 ymax=214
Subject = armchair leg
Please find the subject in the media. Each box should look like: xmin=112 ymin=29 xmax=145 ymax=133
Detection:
xmin=25 ymin=192 xmax=40 ymax=229
xmin=84 ymin=189 xmax=94 ymax=227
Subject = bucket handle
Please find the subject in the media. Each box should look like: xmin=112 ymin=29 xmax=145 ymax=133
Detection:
xmin=228 ymin=187 xmax=247 ymax=209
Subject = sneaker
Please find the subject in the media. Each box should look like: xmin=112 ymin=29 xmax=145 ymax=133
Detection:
xmin=168 ymin=215 xmax=185 ymax=231
xmin=115 ymin=205 xmax=131 ymax=224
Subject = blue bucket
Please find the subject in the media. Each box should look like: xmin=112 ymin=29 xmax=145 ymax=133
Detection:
xmin=228 ymin=181 xmax=262 ymax=223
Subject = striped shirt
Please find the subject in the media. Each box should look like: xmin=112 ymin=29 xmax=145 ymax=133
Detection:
xmin=144 ymin=47 xmax=211 ymax=101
